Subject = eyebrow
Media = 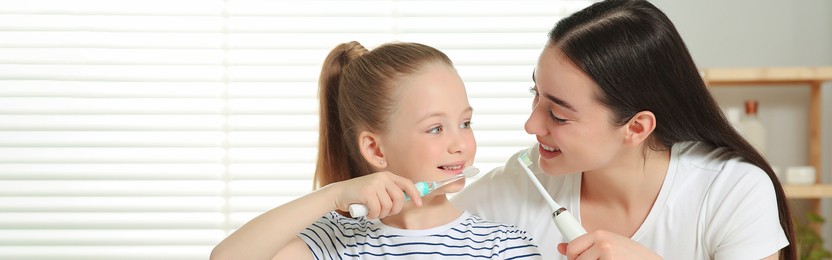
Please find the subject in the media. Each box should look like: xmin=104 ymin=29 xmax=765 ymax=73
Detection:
xmin=543 ymin=93 xmax=577 ymax=112
xmin=417 ymin=106 xmax=474 ymax=123
xmin=531 ymin=69 xmax=577 ymax=112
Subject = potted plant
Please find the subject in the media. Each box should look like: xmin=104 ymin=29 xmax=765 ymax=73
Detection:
xmin=796 ymin=212 xmax=831 ymax=260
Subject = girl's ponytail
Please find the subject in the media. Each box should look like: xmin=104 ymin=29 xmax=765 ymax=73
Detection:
xmin=314 ymin=41 xmax=368 ymax=189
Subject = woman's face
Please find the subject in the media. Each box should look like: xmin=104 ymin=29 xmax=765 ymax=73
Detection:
xmin=379 ymin=62 xmax=476 ymax=195
xmin=525 ymin=46 xmax=627 ymax=176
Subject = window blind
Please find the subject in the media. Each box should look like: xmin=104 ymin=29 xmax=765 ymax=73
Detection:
xmin=0 ymin=1 xmax=593 ymax=259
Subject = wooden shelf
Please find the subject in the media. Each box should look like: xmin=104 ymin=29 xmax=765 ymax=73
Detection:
xmin=785 ymin=184 xmax=832 ymax=199
xmin=701 ymin=67 xmax=832 ymax=85
xmin=702 ymin=67 xmax=831 ymax=193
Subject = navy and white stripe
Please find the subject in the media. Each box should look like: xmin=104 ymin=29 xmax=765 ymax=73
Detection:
xmin=299 ymin=211 xmax=541 ymax=259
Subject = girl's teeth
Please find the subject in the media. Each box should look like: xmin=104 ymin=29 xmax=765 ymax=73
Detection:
xmin=440 ymin=165 xmax=462 ymax=170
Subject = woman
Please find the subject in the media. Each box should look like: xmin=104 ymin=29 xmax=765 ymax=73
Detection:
xmin=452 ymin=0 xmax=795 ymax=259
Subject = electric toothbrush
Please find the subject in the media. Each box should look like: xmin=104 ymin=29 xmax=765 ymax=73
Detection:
xmin=348 ymin=167 xmax=480 ymax=218
xmin=517 ymin=152 xmax=587 ymax=241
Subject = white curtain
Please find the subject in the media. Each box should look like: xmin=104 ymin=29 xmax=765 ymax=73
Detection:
xmin=0 ymin=0 xmax=593 ymax=259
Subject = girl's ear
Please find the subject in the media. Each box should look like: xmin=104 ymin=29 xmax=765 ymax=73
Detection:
xmin=358 ymin=130 xmax=387 ymax=169
xmin=624 ymin=111 xmax=657 ymax=146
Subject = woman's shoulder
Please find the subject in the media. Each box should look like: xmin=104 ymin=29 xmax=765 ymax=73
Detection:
xmin=674 ymin=142 xmax=765 ymax=175
xmin=672 ymin=141 xmax=773 ymax=195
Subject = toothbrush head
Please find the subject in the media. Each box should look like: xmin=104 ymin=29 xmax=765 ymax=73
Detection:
xmin=462 ymin=167 xmax=480 ymax=178
xmin=518 ymin=153 xmax=533 ymax=167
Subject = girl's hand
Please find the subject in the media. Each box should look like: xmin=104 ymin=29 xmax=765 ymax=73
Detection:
xmin=329 ymin=171 xmax=423 ymax=219
xmin=557 ymin=230 xmax=662 ymax=260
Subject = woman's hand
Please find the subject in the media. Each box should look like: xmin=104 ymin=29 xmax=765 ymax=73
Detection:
xmin=557 ymin=230 xmax=662 ymax=259
xmin=329 ymin=171 xmax=423 ymax=219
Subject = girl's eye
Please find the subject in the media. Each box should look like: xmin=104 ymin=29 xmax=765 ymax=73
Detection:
xmin=548 ymin=109 xmax=568 ymax=125
xmin=427 ymin=125 xmax=443 ymax=134
xmin=460 ymin=121 xmax=472 ymax=129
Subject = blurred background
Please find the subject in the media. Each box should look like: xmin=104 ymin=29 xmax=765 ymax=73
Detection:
xmin=0 ymin=0 xmax=829 ymax=259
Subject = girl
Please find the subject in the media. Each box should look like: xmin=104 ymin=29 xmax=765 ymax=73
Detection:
xmin=211 ymin=41 xmax=541 ymax=259
xmin=453 ymin=0 xmax=795 ymax=259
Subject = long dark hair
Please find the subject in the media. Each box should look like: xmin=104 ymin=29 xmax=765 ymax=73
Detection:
xmin=548 ymin=0 xmax=795 ymax=259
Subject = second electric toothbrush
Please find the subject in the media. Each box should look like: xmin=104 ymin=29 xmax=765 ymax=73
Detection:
xmin=518 ymin=153 xmax=587 ymax=241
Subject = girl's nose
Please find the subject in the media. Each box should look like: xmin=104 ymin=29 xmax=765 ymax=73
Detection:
xmin=448 ymin=138 xmax=465 ymax=154
xmin=447 ymin=128 xmax=470 ymax=154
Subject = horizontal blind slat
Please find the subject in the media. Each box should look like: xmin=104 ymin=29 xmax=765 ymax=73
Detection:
xmin=0 ymin=181 xmax=225 ymax=196
xmin=0 ymin=98 xmax=225 ymax=114
xmin=0 ymin=245 xmax=213 ymax=260
xmin=0 ymin=64 xmax=224 ymax=81
xmin=0 ymin=14 xmax=224 ymax=32
xmin=0 ymin=163 xmax=223 ymax=180
xmin=0 ymin=131 xmax=225 ymax=147
xmin=1 ymin=197 xmax=223 ymax=212
xmin=0 ymin=31 xmax=224 ymax=48
xmin=0 ymin=148 xmax=225 ymax=163
xmin=0 ymin=0 xmax=224 ymax=15
xmin=0 ymin=115 xmax=225 ymax=130
xmin=0 ymin=48 xmax=223 ymax=65
xmin=0 ymin=81 xmax=225 ymax=98
xmin=0 ymin=230 xmax=220 ymax=246
xmin=0 ymin=212 xmax=223 ymax=229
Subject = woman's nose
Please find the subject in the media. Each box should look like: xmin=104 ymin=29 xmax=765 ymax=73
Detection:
xmin=524 ymin=103 xmax=546 ymax=136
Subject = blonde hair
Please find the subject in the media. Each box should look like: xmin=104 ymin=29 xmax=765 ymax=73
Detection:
xmin=314 ymin=41 xmax=454 ymax=188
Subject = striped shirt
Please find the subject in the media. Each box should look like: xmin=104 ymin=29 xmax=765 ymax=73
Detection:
xmin=299 ymin=211 xmax=541 ymax=259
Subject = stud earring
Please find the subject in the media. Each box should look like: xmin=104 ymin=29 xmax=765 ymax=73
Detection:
xmin=379 ymin=160 xmax=385 ymax=165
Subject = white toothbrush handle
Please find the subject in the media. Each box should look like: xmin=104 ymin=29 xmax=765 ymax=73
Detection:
xmin=516 ymin=157 xmax=562 ymax=210
xmin=348 ymin=204 xmax=368 ymax=218
xmin=553 ymin=208 xmax=588 ymax=241
xmin=516 ymin=155 xmax=587 ymax=241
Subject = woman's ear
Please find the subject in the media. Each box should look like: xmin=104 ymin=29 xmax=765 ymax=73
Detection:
xmin=624 ymin=111 xmax=657 ymax=146
xmin=358 ymin=130 xmax=387 ymax=169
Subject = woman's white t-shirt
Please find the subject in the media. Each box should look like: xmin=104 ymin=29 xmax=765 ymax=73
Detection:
xmin=452 ymin=141 xmax=788 ymax=259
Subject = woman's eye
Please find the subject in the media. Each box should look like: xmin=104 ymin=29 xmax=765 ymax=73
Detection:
xmin=548 ymin=110 xmax=568 ymax=125
xmin=427 ymin=125 xmax=443 ymax=134
xmin=529 ymin=87 xmax=538 ymax=96
xmin=460 ymin=121 xmax=472 ymax=129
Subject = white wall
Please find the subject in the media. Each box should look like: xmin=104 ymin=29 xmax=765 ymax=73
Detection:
xmin=653 ymin=0 xmax=832 ymax=249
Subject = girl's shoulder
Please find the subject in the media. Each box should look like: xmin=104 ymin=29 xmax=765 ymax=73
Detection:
xmin=314 ymin=211 xmax=379 ymax=235
xmin=463 ymin=213 xmax=542 ymax=258
xmin=463 ymin=213 xmax=535 ymax=239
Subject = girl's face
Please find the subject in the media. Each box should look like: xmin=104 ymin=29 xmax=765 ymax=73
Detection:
xmin=380 ymin=62 xmax=476 ymax=195
xmin=525 ymin=46 xmax=627 ymax=176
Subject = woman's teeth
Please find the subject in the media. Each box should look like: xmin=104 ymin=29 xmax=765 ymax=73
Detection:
xmin=541 ymin=144 xmax=560 ymax=152
xmin=439 ymin=165 xmax=462 ymax=170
